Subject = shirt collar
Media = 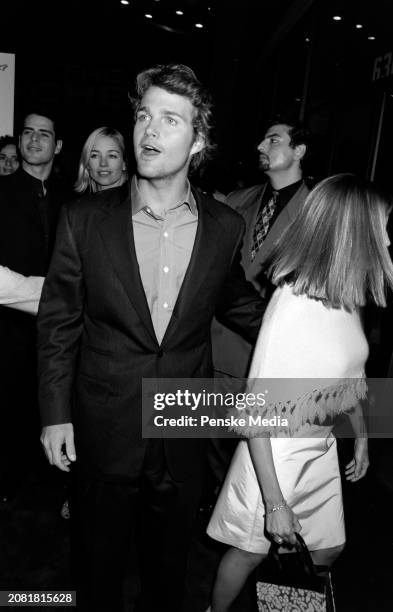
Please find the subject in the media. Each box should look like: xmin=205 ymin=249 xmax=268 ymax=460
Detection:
xmin=131 ymin=175 xmax=197 ymax=218
xmin=269 ymin=178 xmax=303 ymax=198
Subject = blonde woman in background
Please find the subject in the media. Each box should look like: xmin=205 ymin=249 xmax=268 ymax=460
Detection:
xmin=74 ymin=126 xmax=128 ymax=194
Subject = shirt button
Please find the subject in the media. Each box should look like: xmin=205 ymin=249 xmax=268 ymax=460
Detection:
xmin=163 ymin=232 xmax=168 ymax=238
xmin=163 ymin=302 xmax=169 ymax=309
xmin=163 ymin=266 xmax=169 ymax=273
xmin=147 ymin=207 xmax=151 ymax=213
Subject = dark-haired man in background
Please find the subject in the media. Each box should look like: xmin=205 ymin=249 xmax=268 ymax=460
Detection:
xmin=210 ymin=117 xmax=311 ymax=488
xmin=38 ymin=64 xmax=265 ymax=611
xmin=0 ymin=111 xmax=67 ymax=504
xmin=213 ymin=117 xmax=311 ymax=378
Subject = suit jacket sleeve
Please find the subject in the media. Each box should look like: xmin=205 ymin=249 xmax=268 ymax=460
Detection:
xmin=37 ymin=204 xmax=85 ymax=426
xmin=215 ymin=218 xmax=266 ymax=344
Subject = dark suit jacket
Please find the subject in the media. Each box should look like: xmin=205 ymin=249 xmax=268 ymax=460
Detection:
xmin=0 ymin=168 xmax=69 ymax=374
xmin=212 ymin=181 xmax=310 ymax=377
xmin=38 ymin=182 xmax=265 ymax=482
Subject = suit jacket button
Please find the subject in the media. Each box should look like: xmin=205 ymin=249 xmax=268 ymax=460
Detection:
xmin=157 ymin=349 xmax=164 ymax=357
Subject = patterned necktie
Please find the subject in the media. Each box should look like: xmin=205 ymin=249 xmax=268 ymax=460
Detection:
xmin=251 ymin=190 xmax=279 ymax=260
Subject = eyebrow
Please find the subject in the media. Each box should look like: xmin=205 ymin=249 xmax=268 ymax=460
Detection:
xmin=23 ymin=127 xmax=54 ymax=136
xmin=90 ymin=148 xmax=121 ymax=153
xmin=265 ymin=132 xmax=282 ymax=139
xmin=137 ymin=106 xmax=186 ymax=120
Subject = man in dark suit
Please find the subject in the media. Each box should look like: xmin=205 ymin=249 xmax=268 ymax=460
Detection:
xmin=0 ymin=110 xmax=66 ymax=503
xmin=38 ymin=64 xmax=265 ymax=612
xmin=213 ymin=117 xmax=311 ymax=379
xmin=208 ymin=117 xmax=311 ymax=489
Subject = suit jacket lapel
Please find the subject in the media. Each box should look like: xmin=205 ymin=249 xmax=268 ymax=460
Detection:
xmin=248 ymin=182 xmax=309 ymax=278
xmin=239 ymin=184 xmax=266 ymax=270
xmin=96 ymin=183 xmax=158 ymax=345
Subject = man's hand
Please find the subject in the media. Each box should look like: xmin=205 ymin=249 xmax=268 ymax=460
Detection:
xmin=40 ymin=423 xmax=76 ymax=472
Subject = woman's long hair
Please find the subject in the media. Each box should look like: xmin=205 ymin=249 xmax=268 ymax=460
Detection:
xmin=263 ymin=173 xmax=393 ymax=309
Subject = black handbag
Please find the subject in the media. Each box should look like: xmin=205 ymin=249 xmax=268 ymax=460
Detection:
xmin=256 ymin=533 xmax=336 ymax=611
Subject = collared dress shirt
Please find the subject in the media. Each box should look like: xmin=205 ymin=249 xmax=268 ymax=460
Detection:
xmin=131 ymin=176 xmax=198 ymax=344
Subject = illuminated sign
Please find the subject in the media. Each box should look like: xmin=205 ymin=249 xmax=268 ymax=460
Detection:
xmin=372 ymin=51 xmax=393 ymax=81
xmin=0 ymin=52 xmax=15 ymax=135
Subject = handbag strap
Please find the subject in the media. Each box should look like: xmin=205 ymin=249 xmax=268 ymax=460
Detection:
xmin=294 ymin=532 xmax=317 ymax=578
xmin=270 ymin=532 xmax=316 ymax=578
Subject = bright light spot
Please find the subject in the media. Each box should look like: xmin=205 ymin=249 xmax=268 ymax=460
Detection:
xmin=120 ymin=0 xmax=129 ymax=4
xmin=305 ymin=37 xmax=310 ymax=42
xmin=195 ymin=23 xmax=203 ymax=29
xmin=176 ymin=10 xmax=184 ymax=15
xmin=368 ymin=35 xmax=376 ymax=40
xmin=356 ymin=24 xmax=363 ymax=29
xmin=333 ymin=15 xmax=342 ymax=21
xmin=145 ymin=14 xmax=153 ymax=19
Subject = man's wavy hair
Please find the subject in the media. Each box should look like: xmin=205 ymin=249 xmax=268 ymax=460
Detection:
xmin=130 ymin=63 xmax=215 ymax=173
xmin=264 ymin=114 xmax=312 ymax=166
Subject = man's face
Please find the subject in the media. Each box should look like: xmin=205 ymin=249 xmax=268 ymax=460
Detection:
xmin=257 ymin=124 xmax=300 ymax=174
xmin=133 ymin=86 xmax=203 ymax=181
xmin=19 ymin=114 xmax=62 ymax=168
xmin=0 ymin=144 xmax=19 ymax=176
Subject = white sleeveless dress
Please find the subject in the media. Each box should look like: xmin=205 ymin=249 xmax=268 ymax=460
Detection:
xmin=207 ymin=284 xmax=368 ymax=553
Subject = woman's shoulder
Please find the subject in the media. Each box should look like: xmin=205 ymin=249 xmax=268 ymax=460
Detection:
xmin=259 ymin=284 xmax=368 ymax=378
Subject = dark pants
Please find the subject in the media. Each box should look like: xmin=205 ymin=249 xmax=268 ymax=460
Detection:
xmin=71 ymin=440 xmax=204 ymax=612
xmin=0 ymin=315 xmax=48 ymax=496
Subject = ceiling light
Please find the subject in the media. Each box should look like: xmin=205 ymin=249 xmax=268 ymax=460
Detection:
xmin=368 ymin=35 xmax=376 ymax=40
xmin=355 ymin=24 xmax=363 ymax=29
xmin=176 ymin=10 xmax=184 ymax=15
xmin=332 ymin=16 xmax=342 ymax=21
xmin=195 ymin=23 xmax=203 ymax=29
xmin=120 ymin=0 xmax=129 ymax=4
xmin=145 ymin=14 xmax=153 ymax=19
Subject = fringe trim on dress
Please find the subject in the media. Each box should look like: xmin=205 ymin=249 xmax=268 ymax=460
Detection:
xmin=229 ymin=377 xmax=367 ymax=437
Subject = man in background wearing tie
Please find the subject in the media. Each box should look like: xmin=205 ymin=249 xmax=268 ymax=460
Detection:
xmin=209 ymin=116 xmax=311 ymax=487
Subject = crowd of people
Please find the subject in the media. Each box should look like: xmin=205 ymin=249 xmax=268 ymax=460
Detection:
xmin=0 ymin=63 xmax=392 ymax=612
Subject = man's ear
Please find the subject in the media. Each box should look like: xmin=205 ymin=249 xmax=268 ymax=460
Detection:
xmin=55 ymin=139 xmax=63 ymax=155
xmin=190 ymin=134 xmax=205 ymax=156
xmin=294 ymin=143 xmax=306 ymax=161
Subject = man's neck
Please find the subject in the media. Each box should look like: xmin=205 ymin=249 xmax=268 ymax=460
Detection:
xmin=266 ymin=168 xmax=303 ymax=191
xmin=137 ymin=174 xmax=189 ymax=215
xmin=22 ymin=161 xmax=53 ymax=182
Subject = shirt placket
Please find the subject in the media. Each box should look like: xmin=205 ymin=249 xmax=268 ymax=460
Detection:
xmin=157 ymin=210 xmax=176 ymax=343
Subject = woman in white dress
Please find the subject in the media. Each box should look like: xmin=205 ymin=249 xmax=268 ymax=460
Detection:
xmin=206 ymin=173 xmax=393 ymax=612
